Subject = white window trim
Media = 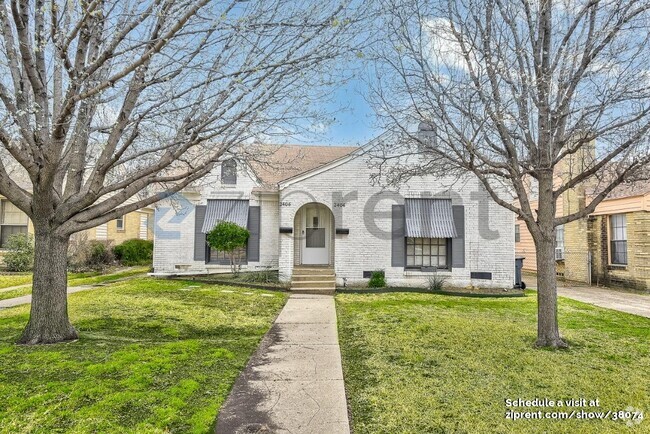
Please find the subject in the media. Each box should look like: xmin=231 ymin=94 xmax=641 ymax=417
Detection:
xmin=609 ymin=214 xmax=628 ymax=266
xmin=555 ymin=225 xmax=565 ymax=261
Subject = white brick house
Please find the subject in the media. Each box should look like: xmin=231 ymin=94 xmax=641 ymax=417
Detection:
xmin=153 ymin=142 xmax=515 ymax=288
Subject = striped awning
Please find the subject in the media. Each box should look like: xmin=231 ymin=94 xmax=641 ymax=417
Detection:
xmin=201 ymin=199 xmax=249 ymax=233
xmin=404 ymin=198 xmax=457 ymax=238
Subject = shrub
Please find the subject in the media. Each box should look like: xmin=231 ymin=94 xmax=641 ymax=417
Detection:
xmin=3 ymin=233 xmax=34 ymax=272
xmin=238 ymin=269 xmax=279 ymax=284
xmin=67 ymin=234 xmax=115 ymax=271
xmin=67 ymin=233 xmax=90 ymax=271
xmin=206 ymin=221 xmax=249 ymax=274
xmin=427 ymin=273 xmax=448 ymax=292
xmin=86 ymin=241 xmax=115 ymax=270
xmin=113 ymin=239 xmax=154 ymax=266
xmin=368 ymin=270 xmax=386 ymax=288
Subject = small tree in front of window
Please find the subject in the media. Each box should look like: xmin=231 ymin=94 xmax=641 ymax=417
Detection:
xmin=206 ymin=221 xmax=250 ymax=274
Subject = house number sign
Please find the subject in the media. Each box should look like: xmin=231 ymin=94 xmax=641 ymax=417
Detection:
xmin=333 ymin=203 xmax=346 ymax=208
xmin=280 ymin=201 xmax=292 ymax=207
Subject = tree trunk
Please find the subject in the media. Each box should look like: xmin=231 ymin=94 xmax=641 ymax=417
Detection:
xmin=18 ymin=230 xmax=78 ymax=345
xmin=534 ymin=233 xmax=568 ymax=348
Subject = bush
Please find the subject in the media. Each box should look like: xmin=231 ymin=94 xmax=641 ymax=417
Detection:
xmin=113 ymin=239 xmax=154 ymax=266
xmin=88 ymin=241 xmax=114 ymax=268
xmin=3 ymin=233 xmax=34 ymax=272
xmin=206 ymin=221 xmax=249 ymax=274
xmin=67 ymin=234 xmax=115 ymax=271
xmin=427 ymin=273 xmax=448 ymax=292
xmin=368 ymin=270 xmax=386 ymax=288
xmin=238 ymin=269 xmax=279 ymax=284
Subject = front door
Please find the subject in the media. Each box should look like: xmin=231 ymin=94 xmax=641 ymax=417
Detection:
xmin=301 ymin=205 xmax=329 ymax=265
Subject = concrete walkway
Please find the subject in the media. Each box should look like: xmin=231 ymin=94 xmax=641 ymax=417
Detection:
xmin=0 ymin=284 xmax=99 ymax=309
xmin=0 ymin=274 xmax=145 ymax=309
xmin=216 ymin=294 xmax=350 ymax=434
xmin=557 ymin=284 xmax=650 ymax=318
xmin=0 ymin=283 xmax=32 ymax=293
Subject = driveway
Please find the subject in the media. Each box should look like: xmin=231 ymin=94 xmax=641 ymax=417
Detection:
xmin=556 ymin=285 xmax=650 ymax=318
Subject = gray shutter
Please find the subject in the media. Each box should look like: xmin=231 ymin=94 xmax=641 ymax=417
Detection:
xmin=194 ymin=205 xmax=207 ymax=262
xmin=391 ymin=205 xmax=405 ymax=267
xmin=452 ymin=205 xmax=465 ymax=268
xmin=247 ymin=206 xmax=261 ymax=262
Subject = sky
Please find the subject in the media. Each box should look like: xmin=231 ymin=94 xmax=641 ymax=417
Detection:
xmin=322 ymin=78 xmax=380 ymax=146
xmin=294 ymin=77 xmax=380 ymax=147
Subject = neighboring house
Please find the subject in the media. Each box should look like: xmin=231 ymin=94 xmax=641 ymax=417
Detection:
xmin=0 ymin=196 xmax=33 ymax=249
xmin=153 ymin=141 xmax=516 ymax=289
xmin=85 ymin=206 xmax=154 ymax=245
xmin=516 ymin=168 xmax=650 ymax=291
xmin=0 ymin=193 xmax=154 ymax=265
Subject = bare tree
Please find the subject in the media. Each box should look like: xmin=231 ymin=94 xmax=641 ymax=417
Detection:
xmin=368 ymin=0 xmax=650 ymax=347
xmin=0 ymin=0 xmax=366 ymax=344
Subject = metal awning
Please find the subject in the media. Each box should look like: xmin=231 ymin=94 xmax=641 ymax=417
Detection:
xmin=404 ymin=198 xmax=457 ymax=238
xmin=201 ymin=199 xmax=249 ymax=233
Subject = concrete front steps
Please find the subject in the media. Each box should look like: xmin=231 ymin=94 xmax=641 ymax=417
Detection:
xmin=291 ymin=266 xmax=336 ymax=294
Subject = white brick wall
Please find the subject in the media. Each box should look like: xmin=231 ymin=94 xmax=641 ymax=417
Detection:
xmin=153 ymin=194 xmax=199 ymax=273
xmin=154 ymin=151 xmax=515 ymax=288
xmin=153 ymin=162 xmax=280 ymax=273
xmin=277 ymin=154 xmax=515 ymax=288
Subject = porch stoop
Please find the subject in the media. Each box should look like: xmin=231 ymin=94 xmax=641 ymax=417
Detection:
xmin=290 ymin=266 xmax=336 ymax=294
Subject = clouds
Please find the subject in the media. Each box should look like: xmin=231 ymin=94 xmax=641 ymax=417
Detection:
xmin=422 ymin=17 xmax=471 ymax=74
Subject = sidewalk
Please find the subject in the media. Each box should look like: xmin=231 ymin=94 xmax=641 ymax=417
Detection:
xmin=0 ymin=283 xmax=32 ymax=293
xmin=557 ymin=284 xmax=650 ymax=318
xmin=216 ymin=294 xmax=350 ymax=434
xmin=0 ymin=284 xmax=98 ymax=309
xmin=0 ymin=274 xmax=144 ymax=309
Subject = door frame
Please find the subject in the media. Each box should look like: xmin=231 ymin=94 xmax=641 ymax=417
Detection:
xmin=300 ymin=203 xmax=331 ymax=265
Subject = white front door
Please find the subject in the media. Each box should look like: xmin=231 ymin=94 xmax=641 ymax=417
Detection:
xmin=301 ymin=205 xmax=330 ymax=265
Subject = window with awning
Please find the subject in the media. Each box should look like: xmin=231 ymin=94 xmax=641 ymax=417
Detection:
xmin=404 ymin=198 xmax=458 ymax=239
xmin=201 ymin=199 xmax=250 ymax=233
xmin=200 ymin=199 xmax=251 ymax=265
xmin=392 ymin=200 xmax=464 ymax=270
xmin=403 ymin=199 xmax=458 ymax=270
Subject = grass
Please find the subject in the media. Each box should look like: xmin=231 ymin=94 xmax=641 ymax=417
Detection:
xmin=0 ymin=267 xmax=150 ymax=301
xmin=67 ymin=267 xmax=150 ymax=286
xmin=0 ymin=277 xmax=287 ymax=433
xmin=337 ymin=290 xmax=649 ymax=434
xmin=0 ymin=273 xmax=33 ymax=289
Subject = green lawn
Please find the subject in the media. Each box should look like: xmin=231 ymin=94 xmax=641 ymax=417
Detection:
xmin=0 ymin=277 xmax=287 ymax=433
xmin=337 ymin=291 xmax=649 ymax=434
xmin=0 ymin=273 xmax=33 ymax=289
xmin=0 ymin=267 xmax=150 ymax=301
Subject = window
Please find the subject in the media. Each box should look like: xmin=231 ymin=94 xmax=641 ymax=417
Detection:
xmin=406 ymin=237 xmax=448 ymax=268
xmin=208 ymin=245 xmax=247 ymax=265
xmin=116 ymin=216 xmax=125 ymax=231
xmin=0 ymin=200 xmax=29 ymax=248
xmin=221 ymin=159 xmax=237 ymax=185
xmin=610 ymin=214 xmax=627 ymax=265
xmin=555 ymin=225 xmax=565 ymax=260
xmin=515 ymin=224 xmax=521 ymax=243
xmin=306 ymin=210 xmax=325 ymax=248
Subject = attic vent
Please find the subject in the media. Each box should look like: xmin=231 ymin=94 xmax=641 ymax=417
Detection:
xmin=221 ymin=159 xmax=237 ymax=185
xmin=417 ymin=121 xmax=436 ymax=148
